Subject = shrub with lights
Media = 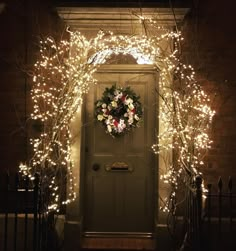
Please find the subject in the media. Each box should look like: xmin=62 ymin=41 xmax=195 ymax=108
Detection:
xmin=19 ymin=15 xmax=215 ymax=213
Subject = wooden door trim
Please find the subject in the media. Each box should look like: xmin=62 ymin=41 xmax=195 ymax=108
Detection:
xmin=96 ymin=64 xmax=157 ymax=73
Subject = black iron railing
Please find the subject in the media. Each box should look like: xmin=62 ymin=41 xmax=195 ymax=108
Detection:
xmin=178 ymin=176 xmax=236 ymax=251
xmin=1 ymin=170 xmax=235 ymax=251
xmin=202 ymin=177 xmax=236 ymax=251
xmin=0 ymin=171 xmax=53 ymax=251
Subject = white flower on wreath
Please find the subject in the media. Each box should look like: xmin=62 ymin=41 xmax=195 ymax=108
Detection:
xmin=114 ymin=93 xmax=123 ymax=101
xmin=134 ymin=114 xmax=140 ymax=121
xmin=128 ymin=117 xmax=134 ymax=124
xmin=107 ymin=124 xmax=112 ymax=133
xmin=114 ymin=89 xmax=120 ymax=96
xmin=118 ymin=119 xmax=126 ymax=133
xmin=128 ymin=103 xmax=134 ymax=110
xmin=125 ymin=98 xmax=133 ymax=105
xmin=102 ymin=103 xmax=107 ymax=108
xmin=128 ymin=110 xmax=134 ymax=116
xmin=97 ymin=114 xmax=104 ymax=121
xmin=111 ymin=101 xmax=118 ymax=107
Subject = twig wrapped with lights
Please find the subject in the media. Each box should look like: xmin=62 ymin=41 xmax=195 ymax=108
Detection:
xmin=19 ymin=16 xmax=215 ymax=212
xmin=152 ymin=61 xmax=215 ymax=212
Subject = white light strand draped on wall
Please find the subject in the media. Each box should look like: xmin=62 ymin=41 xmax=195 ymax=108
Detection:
xmin=19 ymin=16 xmax=215 ymax=212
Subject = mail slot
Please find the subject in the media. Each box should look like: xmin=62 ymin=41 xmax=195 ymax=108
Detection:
xmin=111 ymin=166 xmax=129 ymax=171
xmin=105 ymin=161 xmax=133 ymax=172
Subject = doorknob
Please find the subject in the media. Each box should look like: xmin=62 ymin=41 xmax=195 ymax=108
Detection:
xmin=92 ymin=163 xmax=100 ymax=171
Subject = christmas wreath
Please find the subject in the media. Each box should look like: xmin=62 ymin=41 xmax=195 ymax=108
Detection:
xmin=95 ymin=85 xmax=143 ymax=137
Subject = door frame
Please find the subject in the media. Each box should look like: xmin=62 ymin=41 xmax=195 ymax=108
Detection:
xmin=79 ymin=64 xmax=159 ymax=238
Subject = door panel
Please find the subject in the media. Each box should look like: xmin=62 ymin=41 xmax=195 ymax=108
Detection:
xmin=83 ymin=67 xmax=157 ymax=234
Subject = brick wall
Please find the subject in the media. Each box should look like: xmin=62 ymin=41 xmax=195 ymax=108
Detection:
xmin=181 ymin=0 xmax=236 ymax=189
xmin=0 ymin=0 xmax=65 ymax=173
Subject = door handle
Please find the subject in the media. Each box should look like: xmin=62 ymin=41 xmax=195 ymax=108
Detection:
xmin=92 ymin=163 xmax=100 ymax=171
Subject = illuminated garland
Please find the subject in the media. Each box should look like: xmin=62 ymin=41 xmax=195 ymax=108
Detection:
xmin=152 ymin=63 xmax=215 ymax=212
xmin=95 ymin=85 xmax=143 ymax=137
xmin=19 ymin=15 xmax=215 ymax=212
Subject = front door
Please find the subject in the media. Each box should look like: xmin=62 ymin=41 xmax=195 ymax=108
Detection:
xmin=82 ymin=65 xmax=158 ymax=236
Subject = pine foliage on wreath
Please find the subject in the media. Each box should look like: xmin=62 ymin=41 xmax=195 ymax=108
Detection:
xmin=95 ymin=85 xmax=143 ymax=137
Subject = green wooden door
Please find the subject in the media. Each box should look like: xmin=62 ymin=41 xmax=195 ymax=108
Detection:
xmin=83 ymin=65 xmax=157 ymax=235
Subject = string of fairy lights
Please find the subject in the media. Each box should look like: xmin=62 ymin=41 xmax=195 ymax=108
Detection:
xmin=19 ymin=15 xmax=215 ymax=213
